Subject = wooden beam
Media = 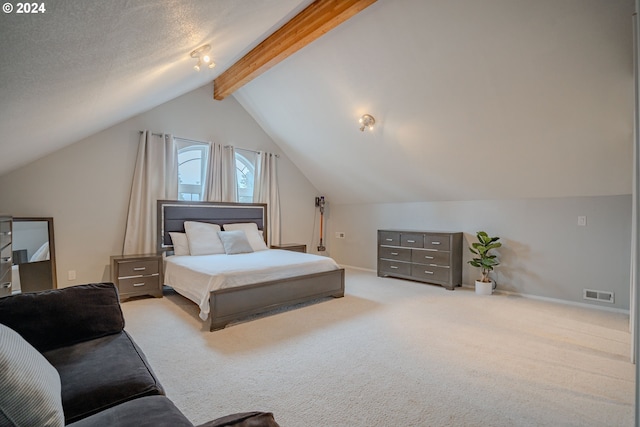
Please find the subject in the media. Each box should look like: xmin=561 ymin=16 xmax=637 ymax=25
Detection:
xmin=213 ymin=0 xmax=377 ymax=100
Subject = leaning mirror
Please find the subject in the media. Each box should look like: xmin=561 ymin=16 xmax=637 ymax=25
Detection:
xmin=12 ymin=217 xmax=57 ymax=293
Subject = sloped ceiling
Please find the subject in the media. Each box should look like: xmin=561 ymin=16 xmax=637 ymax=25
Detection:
xmin=234 ymin=0 xmax=634 ymax=204
xmin=0 ymin=0 xmax=312 ymax=175
xmin=1 ymin=0 xmax=634 ymax=206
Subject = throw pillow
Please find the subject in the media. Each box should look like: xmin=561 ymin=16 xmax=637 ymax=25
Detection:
xmin=218 ymin=231 xmax=254 ymax=255
xmin=0 ymin=323 xmax=64 ymax=427
xmin=222 ymin=223 xmax=268 ymax=251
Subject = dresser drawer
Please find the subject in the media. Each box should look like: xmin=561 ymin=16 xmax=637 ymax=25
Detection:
xmin=0 ymin=220 xmax=11 ymax=249
xmin=118 ymin=275 xmax=160 ymax=294
xmin=412 ymin=265 xmax=450 ymax=283
xmin=117 ymin=260 xmax=159 ymax=278
xmin=379 ymin=231 xmax=400 ymax=246
xmin=401 ymin=233 xmax=423 ymax=248
xmin=411 ymin=249 xmax=450 ymax=266
xmin=379 ymin=259 xmax=411 ymax=276
xmin=424 ymin=235 xmax=450 ymax=251
xmin=379 ymin=246 xmax=411 ymax=262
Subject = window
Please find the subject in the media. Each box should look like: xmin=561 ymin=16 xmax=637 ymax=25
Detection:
xmin=176 ymin=141 xmax=256 ymax=203
xmin=176 ymin=139 xmax=209 ymax=201
xmin=235 ymin=149 xmax=256 ymax=203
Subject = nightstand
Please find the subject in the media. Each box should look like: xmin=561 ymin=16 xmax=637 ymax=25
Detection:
xmin=270 ymin=243 xmax=307 ymax=253
xmin=110 ymin=254 xmax=163 ymax=301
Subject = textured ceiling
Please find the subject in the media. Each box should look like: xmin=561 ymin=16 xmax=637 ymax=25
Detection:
xmin=1 ymin=0 xmax=634 ymax=205
xmin=0 ymin=0 xmax=311 ymax=175
xmin=234 ymin=0 xmax=635 ymax=204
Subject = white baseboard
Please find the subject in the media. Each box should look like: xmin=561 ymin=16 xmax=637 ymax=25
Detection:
xmin=342 ymin=266 xmax=630 ymax=315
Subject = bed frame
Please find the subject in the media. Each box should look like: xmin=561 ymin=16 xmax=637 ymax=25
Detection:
xmin=157 ymin=200 xmax=345 ymax=331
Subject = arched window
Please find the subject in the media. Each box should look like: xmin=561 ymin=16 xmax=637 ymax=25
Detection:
xmin=235 ymin=149 xmax=256 ymax=203
xmin=176 ymin=139 xmax=209 ymax=201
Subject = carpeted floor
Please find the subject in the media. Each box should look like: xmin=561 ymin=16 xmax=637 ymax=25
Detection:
xmin=121 ymin=268 xmax=634 ymax=426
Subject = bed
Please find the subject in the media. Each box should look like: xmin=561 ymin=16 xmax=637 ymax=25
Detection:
xmin=157 ymin=200 xmax=345 ymax=331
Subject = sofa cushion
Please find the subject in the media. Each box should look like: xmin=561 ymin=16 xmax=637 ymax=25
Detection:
xmin=0 ymin=283 xmax=124 ymax=352
xmin=66 ymin=396 xmax=193 ymax=427
xmin=0 ymin=323 xmax=65 ymax=427
xmin=43 ymin=331 xmax=164 ymax=424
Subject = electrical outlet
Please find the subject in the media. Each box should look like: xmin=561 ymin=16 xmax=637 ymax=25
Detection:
xmin=577 ymin=216 xmax=587 ymax=226
xmin=335 ymin=232 xmax=346 ymax=239
xmin=68 ymin=270 xmax=76 ymax=281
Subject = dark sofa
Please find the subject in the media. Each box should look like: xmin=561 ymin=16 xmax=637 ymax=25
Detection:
xmin=0 ymin=283 xmax=278 ymax=427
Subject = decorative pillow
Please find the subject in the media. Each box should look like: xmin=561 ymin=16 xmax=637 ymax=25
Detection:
xmin=169 ymin=232 xmax=190 ymax=256
xmin=184 ymin=222 xmax=225 ymax=256
xmin=223 ymin=223 xmax=268 ymax=251
xmin=217 ymin=231 xmax=254 ymax=255
xmin=0 ymin=323 xmax=64 ymax=427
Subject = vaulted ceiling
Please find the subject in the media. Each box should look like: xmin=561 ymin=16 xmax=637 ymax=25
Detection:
xmin=0 ymin=0 xmax=634 ymax=204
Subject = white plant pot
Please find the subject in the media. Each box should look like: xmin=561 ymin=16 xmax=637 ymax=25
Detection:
xmin=475 ymin=280 xmax=493 ymax=295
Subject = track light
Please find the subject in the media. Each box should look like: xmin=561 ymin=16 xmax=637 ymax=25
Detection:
xmin=190 ymin=44 xmax=215 ymax=72
xmin=359 ymin=114 xmax=375 ymax=131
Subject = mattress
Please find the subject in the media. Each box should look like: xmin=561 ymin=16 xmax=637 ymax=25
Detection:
xmin=164 ymin=249 xmax=340 ymax=320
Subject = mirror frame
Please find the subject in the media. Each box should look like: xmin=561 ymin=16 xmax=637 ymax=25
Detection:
xmin=13 ymin=217 xmax=57 ymax=289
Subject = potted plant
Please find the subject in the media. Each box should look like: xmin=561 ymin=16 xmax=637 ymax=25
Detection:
xmin=468 ymin=231 xmax=501 ymax=295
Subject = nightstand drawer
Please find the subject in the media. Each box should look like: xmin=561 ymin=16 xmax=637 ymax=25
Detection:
xmin=118 ymin=275 xmax=160 ymax=294
xmin=117 ymin=260 xmax=159 ymax=278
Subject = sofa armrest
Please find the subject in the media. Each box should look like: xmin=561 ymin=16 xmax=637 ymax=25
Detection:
xmin=0 ymin=283 xmax=125 ymax=352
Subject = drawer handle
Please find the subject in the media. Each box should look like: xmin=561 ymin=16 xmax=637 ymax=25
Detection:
xmin=1 ymin=257 xmax=11 ymax=263
xmin=0 ymin=282 xmax=10 ymax=288
xmin=431 ymin=242 xmax=441 ymax=245
xmin=424 ymin=270 xmax=434 ymax=274
xmin=132 ymin=282 xmax=146 ymax=287
xmin=390 ymin=266 xmax=399 ymax=269
xmin=424 ymin=256 xmax=434 ymax=259
xmin=407 ymin=240 xmax=416 ymax=243
xmin=1 ymin=231 xmax=11 ymax=236
xmin=133 ymin=267 xmax=146 ymax=271
xmin=391 ymin=252 xmax=399 ymax=256
xmin=385 ymin=238 xmax=393 ymax=242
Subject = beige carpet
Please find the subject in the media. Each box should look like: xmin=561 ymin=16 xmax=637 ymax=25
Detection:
xmin=121 ymin=268 xmax=634 ymax=426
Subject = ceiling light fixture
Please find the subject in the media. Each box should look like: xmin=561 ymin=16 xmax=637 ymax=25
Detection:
xmin=359 ymin=114 xmax=375 ymax=131
xmin=190 ymin=44 xmax=215 ymax=72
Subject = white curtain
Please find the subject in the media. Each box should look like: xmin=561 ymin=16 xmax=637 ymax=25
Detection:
xmin=123 ymin=131 xmax=178 ymax=255
xmin=253 ymin=152 xmax=280 ymax=246
xmin=205 ymin=142 xmax=237 ymax=202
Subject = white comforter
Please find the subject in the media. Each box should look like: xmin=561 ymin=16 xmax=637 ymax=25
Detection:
xmin=164 ymin=249 xmax=340 ymax=320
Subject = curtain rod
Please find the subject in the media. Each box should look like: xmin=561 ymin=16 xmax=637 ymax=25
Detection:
xmin=139 ymin=131 xmax=278 ymax=157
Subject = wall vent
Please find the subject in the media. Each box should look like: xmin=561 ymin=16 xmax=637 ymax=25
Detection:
xmin=583 ymin=289 xmax=614 ymax=304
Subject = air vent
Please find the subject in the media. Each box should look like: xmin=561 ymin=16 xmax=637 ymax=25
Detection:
xmin=583 ymin=289 xmax=614 ymax=304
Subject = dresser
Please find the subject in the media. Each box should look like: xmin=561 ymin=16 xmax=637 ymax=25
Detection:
xmin=377 ymin=230 xmax=462 ymax=290
xmin=110 ymin=254 xmax=163 ymax=301
xmin=0 ymin=216 xmax=12 ymax=297
xmin=270 ymin=243 xmax=307 ymax=253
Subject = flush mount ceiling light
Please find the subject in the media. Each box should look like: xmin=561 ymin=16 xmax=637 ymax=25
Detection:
xmin=359 ymin=114 xmax=375 ymax=131
xmin=191 ymin=44 xmax=215 ymax=71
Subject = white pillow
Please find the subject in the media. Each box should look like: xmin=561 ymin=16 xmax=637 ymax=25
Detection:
xmin=0 ymin=324 xmax=65 ymax=427
xmin=168 ymin=232 xmax=190 ymax=256
xmin=183 ymin=222 xmax=225 ymax=255
xmin=223 ymin=223 xmax=268 ymax=251
xmin=30 ymin=242 xmax=50 ymax=262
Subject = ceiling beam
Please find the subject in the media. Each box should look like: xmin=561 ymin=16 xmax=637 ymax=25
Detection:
xmin=213 ymin=0 xmax=377 ymax=100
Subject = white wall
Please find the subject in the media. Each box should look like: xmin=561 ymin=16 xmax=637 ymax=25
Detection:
xmin=0 ymin=83 xmax=320 ymax=287
xmin=327 ymin=195 xmax=632 ymax=310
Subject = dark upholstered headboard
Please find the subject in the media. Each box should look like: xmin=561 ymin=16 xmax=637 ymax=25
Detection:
xmin=157 ymin=200 xmax=268 ymax=252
